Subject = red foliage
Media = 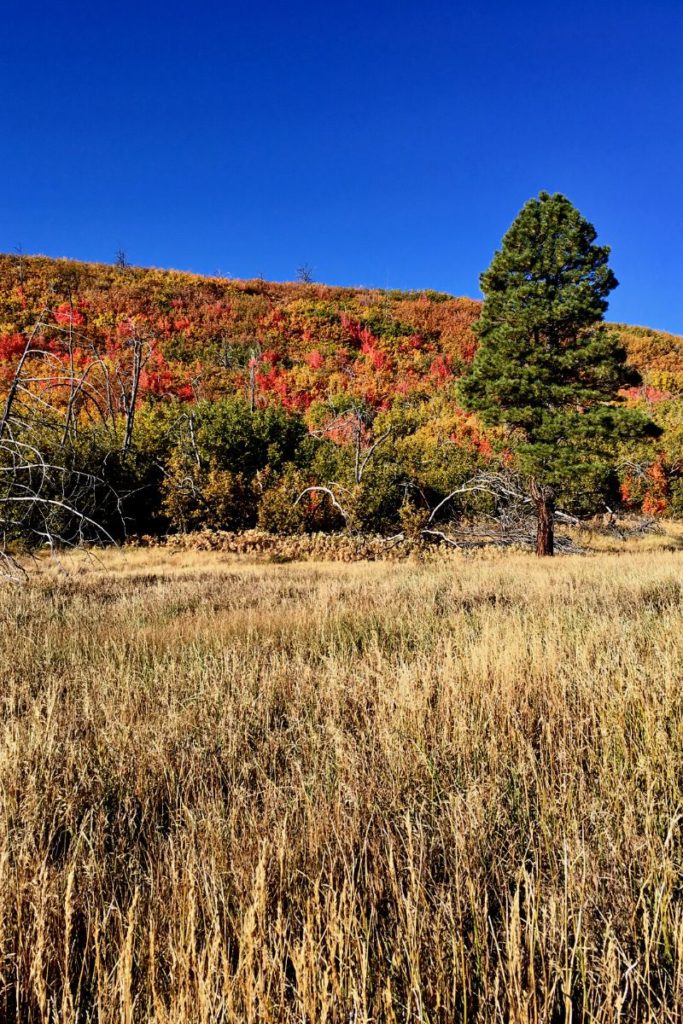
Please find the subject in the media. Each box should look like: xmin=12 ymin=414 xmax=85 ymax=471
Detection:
xmin=2 ymin=254 xmax=680 ymax=519
xmin=642 ymin=493 xmax=668 ymax=516
xmin=341 ymin=315 xmax=379 ymax=354
xmin=429 ymin=355 xmax=453 ymax=382
xmin=0 ymin=334 xmax=27 ymax=360
xmin=620 ymin=476 xmax=635 ymax=508
xmin=369 ymin=349 xmax=390 ymax=372
xmin=623 ymin=385 xmax=672 ymax=403
xmin=54 ymin=302 xmax=85 ymax=327
xmin=305 ymin=350 xmax=324 ymax=369
xmin=461 ymin=336 xmax=478 ymax=363
xmin=621 ymin=458 xmax=670 ymax=515
xmin=255 ymin=366 xmax=280 ymax=393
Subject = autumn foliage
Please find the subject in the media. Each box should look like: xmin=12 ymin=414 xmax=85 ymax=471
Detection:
xmin=0 ymin=253 xmax=681 ymax=536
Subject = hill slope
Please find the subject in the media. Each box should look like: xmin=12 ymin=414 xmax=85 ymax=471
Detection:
xmin=2 ymin=254 xmax=681 ymax=406
xmin=0 ymin=255 xmax=482 ymax=411
xmin=0 ymin=253 xmax=681 ymax=528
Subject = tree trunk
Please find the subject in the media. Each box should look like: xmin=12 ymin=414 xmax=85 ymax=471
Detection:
xmin=530 ymin=481 xmax=555 ymax=557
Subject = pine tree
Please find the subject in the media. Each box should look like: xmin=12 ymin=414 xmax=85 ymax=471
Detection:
xmin=460 ymin=192 xmax=656 ymax=556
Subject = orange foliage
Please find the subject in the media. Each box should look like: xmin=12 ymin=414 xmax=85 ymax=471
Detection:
xmin=1 ymin=254 xmax=682 ymax=515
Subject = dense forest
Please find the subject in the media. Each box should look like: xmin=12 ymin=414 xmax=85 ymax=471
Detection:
xmin=0 ymin=252 xmax=681 ymax=549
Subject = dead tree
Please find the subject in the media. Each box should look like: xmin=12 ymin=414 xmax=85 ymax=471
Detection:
xmin=294 ymin=401 xmax=393 ymax=532
xmin=113 ymin=318 xmax=155 ymax=454
xmin=0 ymin=311 xmax=124 ymax=578
xmin=419 ymin=471 xmax=580 ymax=551
xmin=296 ymin=263 xmax=314 ymax=284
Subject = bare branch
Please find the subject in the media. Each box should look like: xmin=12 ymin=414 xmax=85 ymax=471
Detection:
xmin=358 ymin=429 xmax=392 ymax=482
xmin=295 ymin=486 xmax=350 ymax=525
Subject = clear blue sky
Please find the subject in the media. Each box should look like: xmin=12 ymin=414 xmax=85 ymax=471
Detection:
xmin=2 ymin=1 xmax=681 ymax=332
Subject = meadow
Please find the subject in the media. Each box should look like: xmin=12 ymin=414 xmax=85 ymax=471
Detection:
xmin=1 ymin=544 xmax=682 ymax=1022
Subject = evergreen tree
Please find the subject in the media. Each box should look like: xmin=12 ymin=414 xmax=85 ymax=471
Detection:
xmin=460 ymin=192 xmax=656 ymax=555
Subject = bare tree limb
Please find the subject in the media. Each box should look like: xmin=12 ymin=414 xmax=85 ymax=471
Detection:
xmin=295 ymin=485 xmax=350 ymax=525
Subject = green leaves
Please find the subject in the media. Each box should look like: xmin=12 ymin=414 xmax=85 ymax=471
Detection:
xmin=460 ymin=192 xmax=655 ymax=505
xmin=477 ymin=192 xmax=617 ymax=344
xmin=191 ymin=398 xmax=308 ymax=476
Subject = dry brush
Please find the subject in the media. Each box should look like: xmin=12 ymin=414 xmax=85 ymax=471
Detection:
xmin=0 ymin=550 xmax=682 ymax=1021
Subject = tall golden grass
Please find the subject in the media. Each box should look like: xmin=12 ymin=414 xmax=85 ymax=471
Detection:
xmin=1 ymin=548 xmax=682 ymax=1021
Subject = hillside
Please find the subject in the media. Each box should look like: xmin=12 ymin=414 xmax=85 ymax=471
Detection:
xmin=2 ymin=254 xmax=681 ymax=410
xmin=0 ymin=253 xmax=681 ymax=537
xmin=0 ymin=255 xmax=482 ymax=410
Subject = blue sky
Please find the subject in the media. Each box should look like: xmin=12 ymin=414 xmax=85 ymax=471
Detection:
xmin=2 ymin=0 xmax=681 ymax=331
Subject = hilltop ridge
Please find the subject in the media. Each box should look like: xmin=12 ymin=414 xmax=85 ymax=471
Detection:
xmin=2 ymin=253 xmax=681 ymax=403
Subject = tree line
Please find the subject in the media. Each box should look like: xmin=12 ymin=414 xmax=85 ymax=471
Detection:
xmin=0 ymin=193 xmax=679 ymax=563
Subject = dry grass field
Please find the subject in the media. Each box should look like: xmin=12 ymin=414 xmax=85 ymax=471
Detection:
xmin=1 ymin=545 xmax=683 ymax=1022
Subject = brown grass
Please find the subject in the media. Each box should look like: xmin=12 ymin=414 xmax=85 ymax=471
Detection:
xmin=1 ymin=547 xmax=683 ymax=1021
